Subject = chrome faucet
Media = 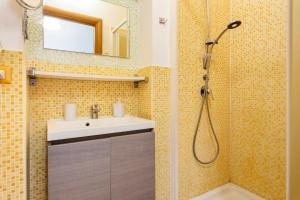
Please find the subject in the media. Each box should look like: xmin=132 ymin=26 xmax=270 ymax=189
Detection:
xmin=91 ymin=104 xmax=101 ymax=119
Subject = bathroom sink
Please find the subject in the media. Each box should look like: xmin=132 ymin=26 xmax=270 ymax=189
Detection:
xmin=47 ymin=116 xmax=155 ymax=141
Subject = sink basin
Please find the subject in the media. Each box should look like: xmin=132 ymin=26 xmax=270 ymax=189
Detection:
xmin=47 ymin=116 xmax=155 ymax=141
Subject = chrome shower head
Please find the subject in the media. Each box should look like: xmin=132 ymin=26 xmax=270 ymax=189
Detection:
xmin=211 ymin=20 xmax=242 ymax=45
xmin=227 ymin=20 xmax=242 ymax=29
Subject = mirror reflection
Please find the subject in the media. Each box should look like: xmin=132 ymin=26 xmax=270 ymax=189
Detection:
xmin=43 ymin=0 xmax=130 ymax=58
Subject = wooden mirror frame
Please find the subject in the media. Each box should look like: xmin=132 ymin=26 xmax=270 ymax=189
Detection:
xmin=43 ymin=5 xmax=103 ymax=55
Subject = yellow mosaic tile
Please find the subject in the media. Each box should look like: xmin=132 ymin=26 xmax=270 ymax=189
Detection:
xmin=138 ymin=66 xmax=171 ymax=200
xmin=27 ymin=60 xmax=138 ymax=76
xmin=229 ymin=1 xmax=288 ymax=199
xmin=178 ymin=0 xmax=231 ymax=199
xmin=0 ymin=50 xmax=25 ymax=200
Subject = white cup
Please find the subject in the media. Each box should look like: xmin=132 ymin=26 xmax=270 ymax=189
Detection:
xmin=64 ymin=104 xmax=77 ymax=121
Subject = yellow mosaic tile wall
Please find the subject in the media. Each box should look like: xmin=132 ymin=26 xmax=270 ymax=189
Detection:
xmin=138 ymin=66 xmax=171 ymax=200
xmin=0 ymin=50 xmax=26 ymax=200
xmin=178 ymin=0 xmax=287 ymax=198
xmin=229 ymin=1 xmax=288 ymax=199
xmin=28 ymin=60 xmax=138 ymax=76
xmin=177 ymin=0 xmax=231 ymax=199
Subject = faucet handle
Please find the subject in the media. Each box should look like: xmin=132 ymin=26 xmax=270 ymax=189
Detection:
xmin=92 ymin=104 xmax=100 ymax=112
xmin=92 ymin=104 xmax=98 ymax=109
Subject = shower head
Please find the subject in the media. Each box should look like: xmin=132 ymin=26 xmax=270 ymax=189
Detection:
xmin=208 ymin=20 xmax=242 ymax=45
xmin=227 ymin=20 xmax=242 ymax=29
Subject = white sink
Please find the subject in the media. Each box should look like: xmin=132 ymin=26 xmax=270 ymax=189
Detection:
xmin=47 ymin=116 xmax=155 ymax=141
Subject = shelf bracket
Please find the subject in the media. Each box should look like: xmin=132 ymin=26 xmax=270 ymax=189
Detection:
xmin=134 ymin=77 xmax=149 ymax=88
xmin=27 ymin=67 xmax=37 ymax=86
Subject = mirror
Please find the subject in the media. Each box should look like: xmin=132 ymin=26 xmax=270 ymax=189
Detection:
xmin=43 ymin=0 xmax=130 ymax=58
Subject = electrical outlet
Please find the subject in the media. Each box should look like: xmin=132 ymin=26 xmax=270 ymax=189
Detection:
xmin=0 ymin=64 xmax=12 ymax=84
xmin=0 ymin=70 xmax=5 ymax=79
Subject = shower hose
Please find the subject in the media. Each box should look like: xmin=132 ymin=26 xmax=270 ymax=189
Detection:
xmin=192 ymin=87 xmax=220 ymax=165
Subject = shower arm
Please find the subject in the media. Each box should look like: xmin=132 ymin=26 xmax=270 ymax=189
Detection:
xmin=214 ymin=28 xmax=229 ymax=44
xmin=206 ymin=28 xmax=228 ymax=48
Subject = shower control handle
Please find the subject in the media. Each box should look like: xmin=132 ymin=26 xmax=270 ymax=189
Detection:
xmin=200 ymin=86 xmax=214 ymax=100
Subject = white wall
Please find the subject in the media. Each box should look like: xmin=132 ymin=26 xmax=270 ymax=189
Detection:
xmin=169 ymin=0 xmax=178 ymax=199
xmin=152 ymin=0 xmax=171 ymax=67
xmin=0 ymin=0 xmax=23 ymax=51
xmin=138 ymin=0 xmax=173 ymax=68
xmin=138 ymin=0 xmax=153 ymax=67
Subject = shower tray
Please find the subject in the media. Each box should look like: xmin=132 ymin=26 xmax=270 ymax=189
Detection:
xmin=191 ymin=183 xmax=265 ymax=200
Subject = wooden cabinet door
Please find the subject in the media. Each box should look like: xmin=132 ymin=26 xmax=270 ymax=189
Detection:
xmin=48 ymin=138 xmax=111 ymax=200
xmin=111 ymin=132 xmax=155 ymax=200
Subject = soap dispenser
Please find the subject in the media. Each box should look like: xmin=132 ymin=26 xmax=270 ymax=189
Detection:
xmin=113 ymin=99 xmax=124 ymax=117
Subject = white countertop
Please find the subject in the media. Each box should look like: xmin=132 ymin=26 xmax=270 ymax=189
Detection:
xmin=47 ymin=116 xmax=155 ymax=141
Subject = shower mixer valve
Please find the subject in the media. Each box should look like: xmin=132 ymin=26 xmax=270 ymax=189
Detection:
xmin=200 ymin=86 xmax=207 ymax=97
xmin=200 ymin=86 xmax=214 ymax=100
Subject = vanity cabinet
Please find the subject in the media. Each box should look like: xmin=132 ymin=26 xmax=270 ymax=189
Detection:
xmin=48 ymin=131 xmax=155 ymax=200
